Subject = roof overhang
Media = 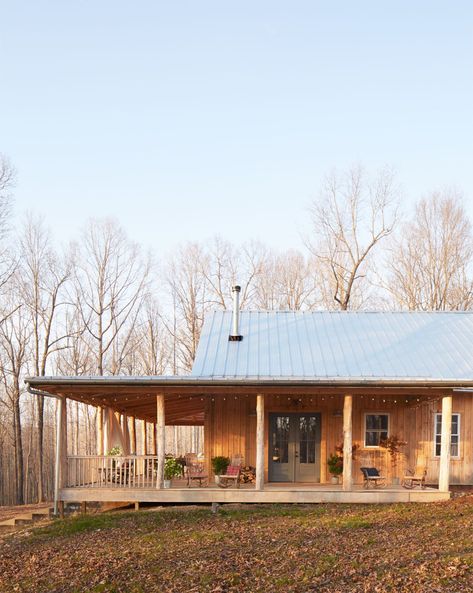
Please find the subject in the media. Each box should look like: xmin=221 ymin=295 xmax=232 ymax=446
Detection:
xmin=25 ymin=375 xmax=473 ymax=426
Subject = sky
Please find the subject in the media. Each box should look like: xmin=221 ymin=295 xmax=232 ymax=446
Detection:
xmin=1 ymin=1 xmax=472 ymax=255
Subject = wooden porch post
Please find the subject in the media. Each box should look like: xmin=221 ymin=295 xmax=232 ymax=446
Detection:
xmin=54 ymin=396 xmax=67 ymax=515
xmin=156 ymin=394 xmax=165 ymax=489
xmin=255 ymin=393 xmax=265 ymax=491
xmin=438 ymin=395 xmax=453 ymax=492
xmin=342 ymin=394 xmax=353 ymax=491
xmin=152 ymin=423 xmax=157 ymax=456
xmin=141 ymin=420 xmax=148 ymax=455
xmin=96 ymin=407 xmax=104 ymax=455
xmin=130 ymin=416 xmax=137 ymax=455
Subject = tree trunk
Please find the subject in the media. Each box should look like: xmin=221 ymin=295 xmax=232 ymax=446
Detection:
xmin=13 ymin=396 xmax=24 ymax=505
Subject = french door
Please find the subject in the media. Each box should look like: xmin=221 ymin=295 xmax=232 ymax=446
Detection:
xmin=269 ymin=413 xmax=321 ymax=482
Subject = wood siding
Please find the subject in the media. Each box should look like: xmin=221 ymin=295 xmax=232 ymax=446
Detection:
xmin=204 ymin=392 xmax=473 ymax=485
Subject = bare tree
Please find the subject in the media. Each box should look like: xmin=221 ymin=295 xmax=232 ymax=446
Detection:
xmin=72 ymin=219 xmax=150 ymax=375
xmin=120 ymin=297 xmax=171 ymax=375
xmin=0 ymin=155 xmax=17 ymax=295
xmin=253 ymin=249 xmax=318 ymax=310
xmin=202 ymin=237 xmax=269 ymax=309
xmin=0 ymin=154 xmax=14 ymax=235
xmin=309 ymin=165 xmax=399 ymax=310
xmin=387 ymin=191 xmax=473 ymax=310
xmin=18 ymin=215 xmax=72 ymax=501
xmin=0 ymin=293 xmax=31 ymax=504
xmin=165 ymin=238 xmax=271 ymax=370
xmin=165 ymin=242 xmax=209 ymax=372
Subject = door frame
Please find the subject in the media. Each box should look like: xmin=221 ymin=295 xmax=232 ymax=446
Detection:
xmin=268 ymin=412 xmax=322 ymax=483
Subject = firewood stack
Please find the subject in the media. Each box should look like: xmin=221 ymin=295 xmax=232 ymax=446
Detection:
xmin=240 ymin=466 xmax=256 ymax=484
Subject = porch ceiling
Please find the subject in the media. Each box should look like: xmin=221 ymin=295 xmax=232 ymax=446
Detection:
xmin=26 ymin=376 xmax=468 ymax=425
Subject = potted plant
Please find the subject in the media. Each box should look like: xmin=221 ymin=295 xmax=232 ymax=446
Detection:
xmin=107 ymin=446 xmax=122 ymax=456
xmin=327 ymin=453 xmax=343 ymax=484
xmin=107 ymin=446 xmax=123 ymax=471
xmin=380 ymin=435 xmax=407 ymax=485
xmin=164 ymin=457 xmax=183 ymax=488
xmin=328 ymin=443 xmax=359 ymax=484
xmin=211 ymin=456 xmax=230 ymax=484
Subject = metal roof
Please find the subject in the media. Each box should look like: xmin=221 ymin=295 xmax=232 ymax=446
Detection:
xmin=191 ymin=310 xmax=473 ymax=382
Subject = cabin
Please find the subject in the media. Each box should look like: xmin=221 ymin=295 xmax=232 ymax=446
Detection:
xmin=26 ymin=287 xmax=473 ymax=511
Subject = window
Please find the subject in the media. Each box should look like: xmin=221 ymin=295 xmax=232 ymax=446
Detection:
xmin=364 ymin=414 xmax=389 ymax=447
xmin=435 ymin=413 xmax=460 ymax=458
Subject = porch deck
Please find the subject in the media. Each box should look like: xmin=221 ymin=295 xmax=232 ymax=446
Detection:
xmin=60 ymin=480 xmax=449 ymax=505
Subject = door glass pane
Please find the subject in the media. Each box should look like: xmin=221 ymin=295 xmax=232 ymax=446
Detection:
xmin=299 ymin=416 xmax=318 ymax=464
xmin=271 ymin=416 xmax=289 ymax=463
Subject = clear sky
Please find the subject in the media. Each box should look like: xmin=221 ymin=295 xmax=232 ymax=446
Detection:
xmin=1 ymin=1 xmax=472 ymax=254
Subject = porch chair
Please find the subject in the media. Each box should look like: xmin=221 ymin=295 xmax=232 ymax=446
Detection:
xmin=360 ymin=467 xmax=387 ymax=489
xmin=112 ymin=458 xmax=135 ymax=486
xmin=217 ymin=454 xmax=243 ymax=489
xmin=402 ymin=467 xmax=427 ymax=489
xmin=185 ymin=453 xmax=208 ymax=488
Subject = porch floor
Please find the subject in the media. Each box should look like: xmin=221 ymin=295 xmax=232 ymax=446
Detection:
xmin=61 ymin=479 xmax=449 ymax=504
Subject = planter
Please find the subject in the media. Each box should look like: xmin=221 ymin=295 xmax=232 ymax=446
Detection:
xmin=330 ymin=476 xmax=339 ymax=485
xmin=391 ymin=477 xmax=400 ymax=486
xmin=214 ymin=475 xmax=220 ymax=485
xmin=163 ymin=479 xmax=171 ymax=489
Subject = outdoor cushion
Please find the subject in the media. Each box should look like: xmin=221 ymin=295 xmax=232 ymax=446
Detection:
xmin=363 ymin=467 xmax=381 ymax=477
xmin=223 ymin=465 xmax=240 ymax=476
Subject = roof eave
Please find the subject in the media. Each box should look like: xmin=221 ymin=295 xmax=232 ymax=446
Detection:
xmin=25 ymin=376 xmax=473 ymax=389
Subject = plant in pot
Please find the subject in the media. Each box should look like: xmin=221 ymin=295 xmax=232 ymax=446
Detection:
xmin=380 ymin=435 xmax=407 ymax=485
xmin=211 ymin=456 xmax=230 ymax=484
xmin=327 ymin=453 xmax=343 ymax=484
xmin=107 ymin=446 xmax=123 ymax=471
xmin=164 ymin=457 xmax=183 ymax=488
xmin=329 ymin=443 xmax=359 ymax=484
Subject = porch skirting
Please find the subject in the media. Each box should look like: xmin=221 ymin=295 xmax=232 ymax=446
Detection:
xmin=59 ymin=486 xmax=450 ymax=505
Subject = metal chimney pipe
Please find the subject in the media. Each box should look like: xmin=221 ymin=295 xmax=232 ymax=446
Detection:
xmin=229 ymin=285 xmax=243 ymax=341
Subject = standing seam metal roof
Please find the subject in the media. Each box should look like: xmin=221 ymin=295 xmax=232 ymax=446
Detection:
xmin=191 ymin=310 xmax=473 ymax=381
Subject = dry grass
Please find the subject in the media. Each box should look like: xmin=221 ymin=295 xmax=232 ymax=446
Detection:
xmin=1 ymin=497 xmax=472 ymax=592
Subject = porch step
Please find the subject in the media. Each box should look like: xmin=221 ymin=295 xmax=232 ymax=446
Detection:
xmin=0 ymin=507 xmax=54 ymax=531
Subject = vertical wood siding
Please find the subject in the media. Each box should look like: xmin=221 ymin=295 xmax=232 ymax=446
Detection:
xmin=204 ymin=392 xmax=473 ymax=485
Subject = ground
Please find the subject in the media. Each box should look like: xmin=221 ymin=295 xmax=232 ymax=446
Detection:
xmin=0 ymin=497 xmax=472 ymax=593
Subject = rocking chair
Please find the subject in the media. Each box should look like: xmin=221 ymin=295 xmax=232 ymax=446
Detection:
xmin=217 ymin=455 xmax=243 ymax=489
xmin=185 ymin=453 xmax=208 ymax=488
xmin=360 ymin=467 xmax=387 ymax=489
xmin=402 ymin=467 xmax=427 ymax=489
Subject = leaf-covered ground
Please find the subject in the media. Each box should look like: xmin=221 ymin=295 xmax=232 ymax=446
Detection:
xmin=1 ymin=497 xmax=472 ymax=593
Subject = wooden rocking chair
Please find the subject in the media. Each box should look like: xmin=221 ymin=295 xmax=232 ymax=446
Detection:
xmin=217 ymin=455 xmax=243 ymax=489
xmin=402 ymin=467 xmax=427 ymax=489
xmin=185 ymin=453 xmax=208 ymax=488
xmin=360 ymin=467 xmax=387 ymax=489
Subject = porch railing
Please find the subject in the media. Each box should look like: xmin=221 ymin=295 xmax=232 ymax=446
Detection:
xmin=66 ymin=455 xmax=161 ymax=489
